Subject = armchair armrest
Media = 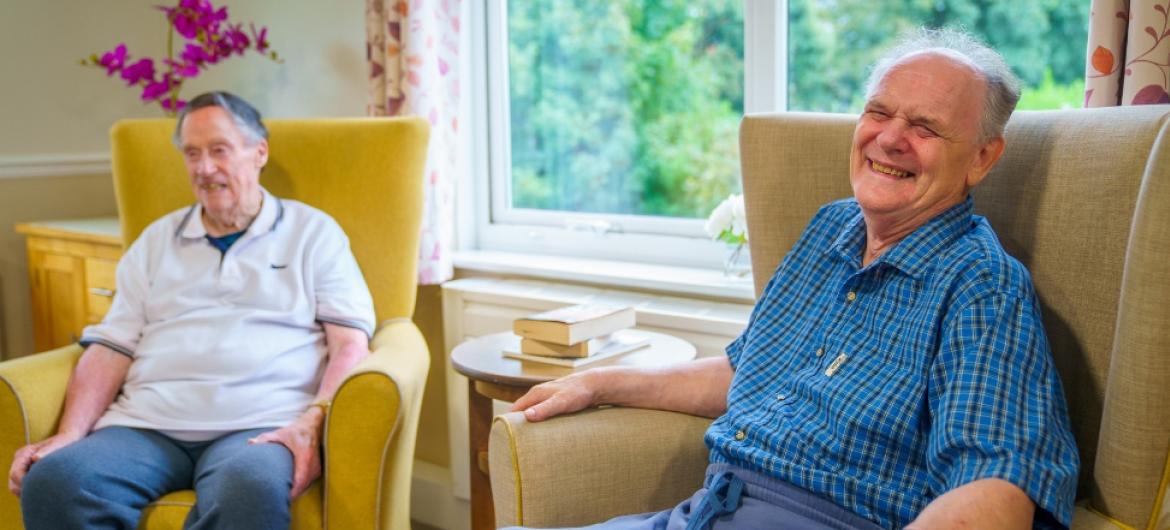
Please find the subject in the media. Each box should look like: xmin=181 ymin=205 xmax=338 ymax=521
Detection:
xmin=489 ymin=407 xmax=712 ymax=528
xmin=1071 ymin=504 xmax=1130 ymax=530
xmin=324 ymin=317 xmax=430 ymax=530
xmin=0 ymin=344 xmax=84 ymax=526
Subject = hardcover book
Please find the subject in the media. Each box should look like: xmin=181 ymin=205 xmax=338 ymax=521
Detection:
xmin=520 ymin=336 xmax=606 ymax=358
xmin=504 ymin=330 xmax=650 ymax=368
xmin=512 ymin=304 xmax=636 ymax=345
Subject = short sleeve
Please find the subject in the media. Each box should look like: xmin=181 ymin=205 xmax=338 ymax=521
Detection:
xmin=926 ymin=289 xmax=1079 ymax=528
xmin=724 ymin=332 xmax=747 ymax=369
xmin=79 ymin=231 xmax=152 ymax=357
xmin=310 ymin=219 xmax=376 ymax=338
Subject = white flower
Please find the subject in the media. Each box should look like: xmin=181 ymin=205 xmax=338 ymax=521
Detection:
xmin=705 ymin=196 xmax=735 ymax=238
xmin=705 ymin=193 xmax=748 ymax=243
xmin=730 ymin=194 xmax=748 ymax=240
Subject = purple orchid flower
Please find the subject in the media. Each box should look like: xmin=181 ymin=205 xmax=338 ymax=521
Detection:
xmin=161 ymin=97 xmax=188 ymax=112
xmin=179 ymin=0 xmax=208 ymax=11
xmin=165 ymin=58 xmax=200 ymax=78
xmin=180 ymin=43 xmax=211 ymax=65
xmin=206 ymin=6 xmax=228 ymax=30
xmin=173 ymin=12 xmax=200 ymax=39
xmin=99 ymin=44 xmax=129 ymax=75
xmin=140 ymin=75 xmax=175 ymax=101
xmin=250 ymin=24 xmax=269 ymax=52
xmin=89 ymin=1 xmax=279 ymax=115
xmin=120 ymin=58 xmax=156 ymax=85
xmin=224 ymin=25 xmax=251 ymax=54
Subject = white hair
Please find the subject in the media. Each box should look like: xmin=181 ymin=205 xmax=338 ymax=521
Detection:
xmin=865 ymin=27 xmax=1021 ymax=143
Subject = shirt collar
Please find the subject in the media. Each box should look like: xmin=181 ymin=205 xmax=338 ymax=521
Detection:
xmin=177 ymin=187 xmax=281 ymax=240
xmin=828 ymin=196 xmax=975 ymax=279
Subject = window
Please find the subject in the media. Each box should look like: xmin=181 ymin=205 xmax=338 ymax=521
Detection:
xmin=470 ymin=1 xmax=1088 ymax=269
xmin=786 ymin=0 xmax=1088 ymax=112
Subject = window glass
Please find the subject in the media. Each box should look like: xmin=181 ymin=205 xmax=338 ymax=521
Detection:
xmin=506 ymin=1 xmax=745 ymax=220
xmin=788 ymin=0 xmax=1089 ymax=112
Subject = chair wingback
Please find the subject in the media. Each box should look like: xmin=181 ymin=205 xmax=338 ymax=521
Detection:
xmin=110 ymin=117 xmax=430 ymax=322
xmin=740 ymin=106 xmax=1170 ymax=529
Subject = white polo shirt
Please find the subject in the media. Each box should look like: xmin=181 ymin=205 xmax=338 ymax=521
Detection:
xmin=81 ymin=188 xmax=375 ymax=440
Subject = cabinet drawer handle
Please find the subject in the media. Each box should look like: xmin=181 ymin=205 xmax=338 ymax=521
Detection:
xmin=89 ymin=287 xmax=115 ymax=297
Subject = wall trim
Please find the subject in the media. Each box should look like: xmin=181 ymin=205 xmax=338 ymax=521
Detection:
xmin=411 ymin=459 xmax=468 ymax=530
xmin=0 ymin=153 xmax=111 ymax=179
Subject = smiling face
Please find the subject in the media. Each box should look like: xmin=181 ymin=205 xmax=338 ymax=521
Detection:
xmin=849 ymin=51 xmax=1005 ymax=232
xmin=178 ymin=106 xmax=268 ymax=227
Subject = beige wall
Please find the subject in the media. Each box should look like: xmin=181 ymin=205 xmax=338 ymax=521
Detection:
xmin=0 ymin=0 xmax=367 ymax=159
xmin=1 ymin=1 xmax=452 ymax=469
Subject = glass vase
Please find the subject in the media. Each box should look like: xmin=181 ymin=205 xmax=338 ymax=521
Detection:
xmin=723 ymin=242 xmax=751 ymax=279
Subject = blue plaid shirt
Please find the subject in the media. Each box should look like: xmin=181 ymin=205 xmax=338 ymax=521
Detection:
xmin=706 ymin=197 xmax=1079 ymax=529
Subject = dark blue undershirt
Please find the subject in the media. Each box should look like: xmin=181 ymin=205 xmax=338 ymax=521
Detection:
xmin=205 ymin=230 xmax=246 ymax=255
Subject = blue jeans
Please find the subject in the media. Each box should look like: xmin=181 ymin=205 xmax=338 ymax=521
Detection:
xmin=21 ymin=426 xmax=293 ymax=530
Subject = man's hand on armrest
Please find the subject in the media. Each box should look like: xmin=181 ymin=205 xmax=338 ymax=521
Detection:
xmin=249 ymin=406 xmax=325 ymax=499
xmin=510 ymin=369 xmax=601 ymax=422
xmin=246 ymin=322 xmax=370 ymax=499
xmin=907 ymin=478 xmax=1034 ymax=530
xmin=8 ymin=343 xmax=131 ymax=496
xmin=511 ymin=356 xmax=733 ymax=422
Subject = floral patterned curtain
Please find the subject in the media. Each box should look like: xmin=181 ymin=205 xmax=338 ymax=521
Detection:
xmin=1084 ymin=0 xmax=1170 ymax=106
xmin=366 ymin=0 xmax=460 ymax=284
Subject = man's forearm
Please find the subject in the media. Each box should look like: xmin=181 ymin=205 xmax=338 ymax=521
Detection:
xmin=56 ymin=343 xmax=132 ymax=438
xmin=597 ymin=356 xmax=732 ymax=418
xmin=314 ymin=323 xmax=371 ymax=402
xmin=907 ymin=478 xmax=1034 ymax=530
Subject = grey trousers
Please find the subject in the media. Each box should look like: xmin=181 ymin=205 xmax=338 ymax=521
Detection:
xmin=507 ymin=463 xmax=885 ymax=530
xmin=21 ymin=426 xmax=294 ymax=530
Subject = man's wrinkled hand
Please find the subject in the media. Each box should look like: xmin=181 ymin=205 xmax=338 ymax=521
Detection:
xmin=509 ymin=371 xmax=598 ymax=422
xmin=249 ymin=411 xmax=323 ymax=499
xmin=8 ymin=432 xmax=83 ymax=497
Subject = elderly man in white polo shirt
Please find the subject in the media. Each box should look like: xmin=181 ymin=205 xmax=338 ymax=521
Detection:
xmin=8 ymin=91 xmax=375 ymax=530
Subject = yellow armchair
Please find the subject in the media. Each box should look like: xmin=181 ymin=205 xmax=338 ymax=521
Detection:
xmin=0 ymin=117 xmax=431 ymax=530
xmin=490 ymin=107 xmax=1170 ymax=530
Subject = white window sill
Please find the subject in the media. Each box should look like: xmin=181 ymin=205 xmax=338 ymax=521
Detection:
xmin=452 ymin=250 xmax=757 ymax=303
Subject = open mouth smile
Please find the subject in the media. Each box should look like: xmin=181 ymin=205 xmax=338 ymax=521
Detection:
xmin=868 ymin=158 xmax=915 ymax=178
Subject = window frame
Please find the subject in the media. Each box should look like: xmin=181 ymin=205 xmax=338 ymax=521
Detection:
xmin=467 ymin=0 xmax=786 ymax=269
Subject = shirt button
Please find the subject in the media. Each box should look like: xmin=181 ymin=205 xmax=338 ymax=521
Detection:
xmin=815 ymin=347 xmax=824 ymax=357
xmin=734 ymin=430 xmax=746 ymax=441
xmin=776 ymin=394 xmax=786 ymax=401
xmin=846 ymin=291 xmax=857 ymax=302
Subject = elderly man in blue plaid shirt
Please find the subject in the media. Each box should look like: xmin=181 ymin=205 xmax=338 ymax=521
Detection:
xmin=510 ymin=28 xmax=1079 ymax=530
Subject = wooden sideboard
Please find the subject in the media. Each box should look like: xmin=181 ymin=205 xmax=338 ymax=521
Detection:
xmin=14 ymin=218 xmax=123 ymax=351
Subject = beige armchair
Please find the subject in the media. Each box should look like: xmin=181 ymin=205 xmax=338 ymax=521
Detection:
xmin=489 ymin=106 xmax=1170 ymax=530
xmin=0 ymin=117 xmax=432 ymax=530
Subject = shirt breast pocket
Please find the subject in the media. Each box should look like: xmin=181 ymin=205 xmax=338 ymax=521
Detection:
xmin=834 ymin=347 xmax=929 ymax=476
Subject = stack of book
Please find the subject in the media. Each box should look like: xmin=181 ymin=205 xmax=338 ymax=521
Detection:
xmin=506 ymin=304 xmax=648 ymax=367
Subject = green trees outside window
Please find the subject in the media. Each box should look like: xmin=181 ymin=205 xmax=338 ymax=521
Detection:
xmin=505 ymin=0 xmax=1088 ymax=220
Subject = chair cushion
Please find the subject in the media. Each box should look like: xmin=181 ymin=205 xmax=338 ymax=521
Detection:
xmin=138 ymin=482 xmax=323 ymax=530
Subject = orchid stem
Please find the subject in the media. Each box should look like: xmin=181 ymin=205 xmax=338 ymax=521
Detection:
xmin=166 ymin=18 xmax=179 ymax=116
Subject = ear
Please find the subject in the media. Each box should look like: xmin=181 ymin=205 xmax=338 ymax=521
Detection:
xmin=966 ymin=136 xmax=1006 ymax=188
xmin=254 ymin=139 xmax=269 ymax=168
